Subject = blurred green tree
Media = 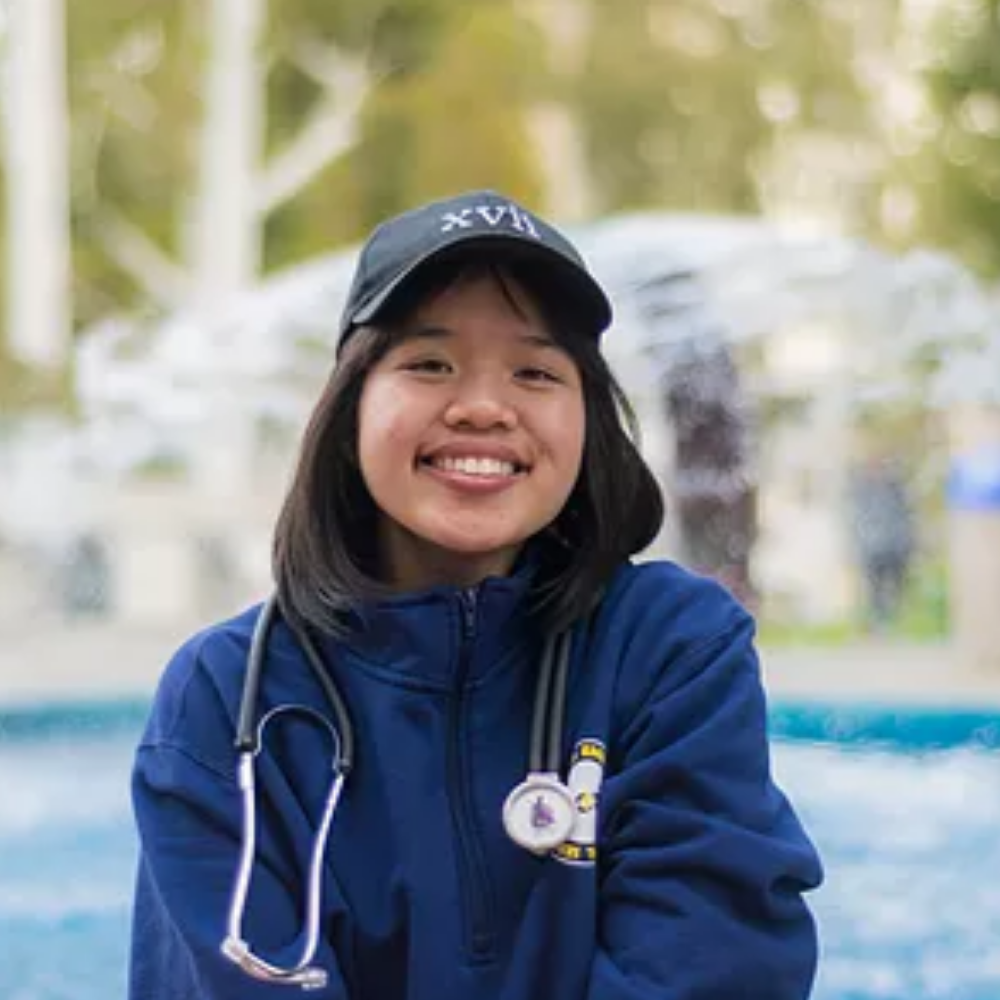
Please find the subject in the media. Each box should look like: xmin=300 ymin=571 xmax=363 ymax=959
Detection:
xmin=887 ymin=0 xmax=1000 ymax=277
xmin=263 ymin=2 xmax=547 ymax=268
xmin=573 ymin=0 xmax=867 ymax=214
xmin=0 ymin=0 xmax=900 ymax=356
xmin=53 ymin=0 xmax=547 ymax=326
xmin=66 ymin=0 xmax=200 ymax=323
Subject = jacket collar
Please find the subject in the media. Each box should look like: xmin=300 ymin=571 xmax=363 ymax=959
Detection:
xmin=328 ymin=558 xmax=540 ymax=688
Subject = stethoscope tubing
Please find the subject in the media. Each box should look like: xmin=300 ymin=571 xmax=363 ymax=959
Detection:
xmin=529 ymin=628 xmax=571 ymax=773
xmin=236 ymin=596 xmax=355 ymax=771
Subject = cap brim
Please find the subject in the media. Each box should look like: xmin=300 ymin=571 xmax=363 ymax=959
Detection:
xmin=347 ymin=234 xmax=612 ymax=339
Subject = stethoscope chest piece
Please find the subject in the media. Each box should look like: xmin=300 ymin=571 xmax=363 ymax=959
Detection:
xmin=502 ymin=772 xmax=577 ymax=855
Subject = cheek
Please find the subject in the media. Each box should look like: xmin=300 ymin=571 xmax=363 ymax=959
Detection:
xmin=554 ymin=398 xmax=587 ymax=475
xmin=357 ymin=381 xmax=413 ymax=482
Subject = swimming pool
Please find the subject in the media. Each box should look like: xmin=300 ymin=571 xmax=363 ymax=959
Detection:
xmin=2 ymin=701 xmax=998 ymax=1000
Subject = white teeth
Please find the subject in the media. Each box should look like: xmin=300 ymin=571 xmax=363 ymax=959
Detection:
xmin=433 ymin=456 xmax=517 ymax=477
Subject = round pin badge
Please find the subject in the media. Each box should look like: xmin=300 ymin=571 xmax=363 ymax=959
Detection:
xmin=502 ymin=773 xmax=577 ymax=854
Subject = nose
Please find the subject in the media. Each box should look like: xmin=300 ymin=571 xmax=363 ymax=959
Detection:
xmin=443 ymin=375 xmax=518 ymax=430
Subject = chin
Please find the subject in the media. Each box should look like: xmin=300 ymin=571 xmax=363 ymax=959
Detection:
xmin=415 ymin=511 xmax=523 ymax=549
xmin=419 ymin=521 xmax=533 ymax=561
xmin=431 ymin=533 xmax=522 ymax=557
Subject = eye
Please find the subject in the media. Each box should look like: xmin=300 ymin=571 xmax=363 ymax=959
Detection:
xmin=403 ymin=358 xmax=452 ymax=375
xmin=516 ymin=366 xmax=561 ymax=384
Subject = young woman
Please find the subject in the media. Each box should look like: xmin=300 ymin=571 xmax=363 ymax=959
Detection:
xmin=129 ymin=190 xmax=823 ymax=999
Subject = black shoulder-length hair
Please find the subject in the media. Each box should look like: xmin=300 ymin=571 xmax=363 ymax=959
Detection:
xmin=272 ymin=254 xmax=664 ymax=635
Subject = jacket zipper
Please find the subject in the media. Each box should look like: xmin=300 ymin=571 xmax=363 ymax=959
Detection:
xmin=447 ymin=588 xmax=496 ymax=962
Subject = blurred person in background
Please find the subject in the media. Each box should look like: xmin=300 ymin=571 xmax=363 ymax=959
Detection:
xmin=128 ymin=190 xmax=821 ymax=1000
xmin=847 ymin=452 xmax=917 ymax=634
xmin=58 ymin=531 xmax=112 ymax=619
xmin=663 ymin=343 xmax=759 ymax=611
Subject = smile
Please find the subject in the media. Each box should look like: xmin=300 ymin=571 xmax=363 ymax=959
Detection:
xmin=424 ymin=456 xmax=523 ymax=478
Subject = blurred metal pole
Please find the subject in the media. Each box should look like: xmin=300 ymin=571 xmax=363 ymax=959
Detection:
xmin=2 ymin=0 xmax=72 ymax=370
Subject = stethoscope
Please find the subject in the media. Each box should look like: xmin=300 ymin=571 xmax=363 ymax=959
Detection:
xmin=221 ymin=593 xmax=580 ymax=991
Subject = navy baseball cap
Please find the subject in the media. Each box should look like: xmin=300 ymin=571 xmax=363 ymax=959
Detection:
xmin=337 ymin=190 xmax=612 ymax=349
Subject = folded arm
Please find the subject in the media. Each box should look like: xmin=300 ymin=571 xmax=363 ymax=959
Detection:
xmin=588 ymin=617 xmax=823 ymax=999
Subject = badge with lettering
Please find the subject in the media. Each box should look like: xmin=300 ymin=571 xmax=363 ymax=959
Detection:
xmin=551 ymin=739 xmax=605 ymax=867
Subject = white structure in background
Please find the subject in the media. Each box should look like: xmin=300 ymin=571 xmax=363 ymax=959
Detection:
xmin=575 ymin=215 xmax=1000 ymax=622
xmin=1 ymin=0 xmax=72 ymax=368
xmin=2 ymin=214 xmax=998 ymax=630
xmin=186 ymin=0 xmax=369 ymax=317
xmin=518 ymin=0 xmax=595 ymax=223
xmin=188 ymin=0 xmax=267 ymax=314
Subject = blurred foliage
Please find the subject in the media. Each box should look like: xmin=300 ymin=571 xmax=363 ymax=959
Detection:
xmin=758 ymin=558 xmax=950 ymax=647
xmin=757 ymin=615 xmax=858 ymax=648
xmin=886 ymin=0 xmax=1000 ymax=278
xmin=67 ymin=0 xmax=202 ymax=321
xmin=265 ymin=2 xmax=548 ymax=267
xmin=574 ymin=0 xmax=867 ymax=213
xmin=0 ymin=343 xmax=76 ymax=413
xmin=894 ymin=556 xmax=950 ymax=640
xmin=57 ymin=0 xmax=548 ymax=323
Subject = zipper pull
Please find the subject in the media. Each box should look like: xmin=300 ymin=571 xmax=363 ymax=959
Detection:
xmin=459 ymin=587 xmax=478 ymax=640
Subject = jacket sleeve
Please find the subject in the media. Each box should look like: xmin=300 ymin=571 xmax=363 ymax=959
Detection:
xmin=130 ymin=735 xmax=351 ymax=998
xmin=587 ymin=616 xmax=823 ymax=999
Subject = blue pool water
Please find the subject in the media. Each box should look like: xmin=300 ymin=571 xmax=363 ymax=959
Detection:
xmin=2 ymin=701 xmax=999 ymax=1000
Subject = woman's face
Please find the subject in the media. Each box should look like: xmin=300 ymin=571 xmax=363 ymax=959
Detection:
xmin=357 ymin=270 xmax=586 ymax=591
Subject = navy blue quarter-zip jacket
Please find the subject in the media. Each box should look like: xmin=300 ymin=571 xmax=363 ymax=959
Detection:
xmin=129 ymin=560 xmax=823 ymax=999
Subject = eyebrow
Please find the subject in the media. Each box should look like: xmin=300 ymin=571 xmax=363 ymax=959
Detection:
xmin=402 ymin=325 xmax=563 ymax=351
